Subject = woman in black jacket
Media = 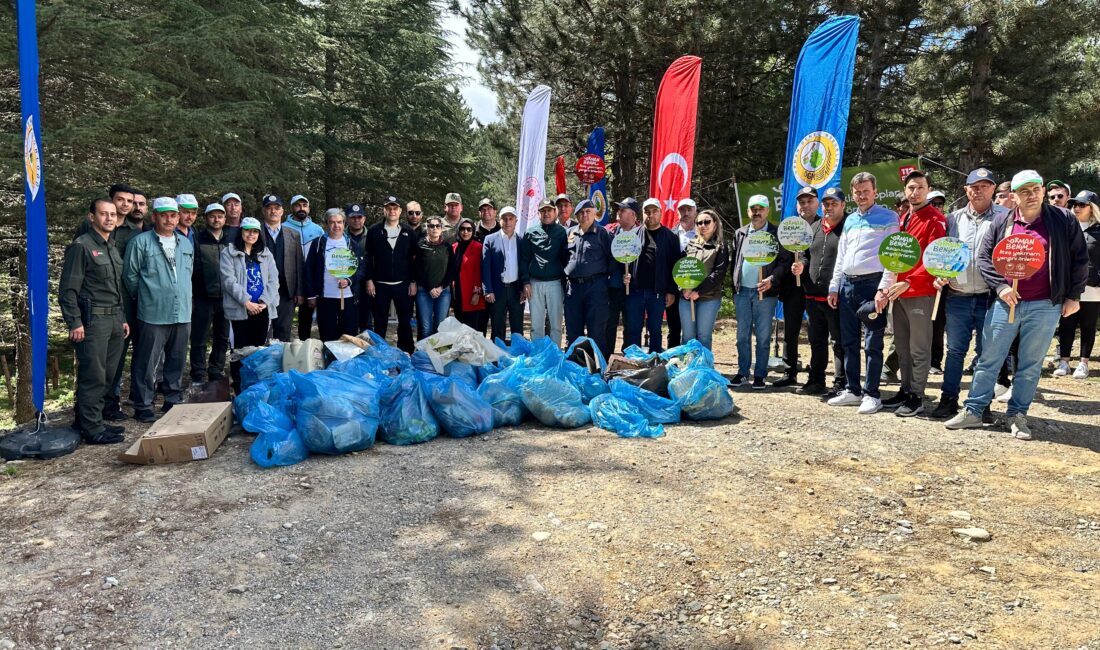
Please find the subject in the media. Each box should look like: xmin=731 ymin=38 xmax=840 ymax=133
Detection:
xmin=415 ymin=216 xmax=456 ymax=339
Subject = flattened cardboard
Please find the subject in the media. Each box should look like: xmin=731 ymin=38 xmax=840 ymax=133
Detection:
xmin=119 ymin=402 xmax=232 ymax=465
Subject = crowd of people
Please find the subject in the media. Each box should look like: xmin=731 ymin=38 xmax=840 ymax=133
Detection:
xmin=59 ymin=168 xmax=1098 ymax=445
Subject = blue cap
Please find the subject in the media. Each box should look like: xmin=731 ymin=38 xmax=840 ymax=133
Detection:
xmin=345 ymin=203 xmax=365 ymax=216
xmin=965 ymin=168 xmax=996 ymax=186
xmin=383 ymin=195 xmax=400 ymax=206
xmin=614 ymin=197 xmax=641 ymax=214
xmin=262 ymin=194 xmax=282 ymax=207
xmin=573 ymin=199 xmax=595 ymax=215
xmin=822 ymin=187 xmax=846 ymax=202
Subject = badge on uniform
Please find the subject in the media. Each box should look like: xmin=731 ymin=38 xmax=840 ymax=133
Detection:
xmin=91 ymin=249 xmax=102 ymax=257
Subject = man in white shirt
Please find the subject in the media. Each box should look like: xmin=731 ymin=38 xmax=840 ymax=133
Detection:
xmin=482 ymin=206 xmax=525 ymax=343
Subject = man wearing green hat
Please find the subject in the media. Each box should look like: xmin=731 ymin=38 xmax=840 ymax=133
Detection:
xmin=175 ymin=193 xmax=199 ymax=247
xmin=946 ymin=170 xmax=1088 ymax=439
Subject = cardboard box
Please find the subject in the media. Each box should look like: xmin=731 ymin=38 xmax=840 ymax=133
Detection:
xmin=120 ymin=402 xmax=232 ymax=465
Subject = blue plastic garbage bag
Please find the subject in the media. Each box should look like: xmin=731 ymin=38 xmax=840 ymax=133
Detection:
xmin=565 ymin=336 xmax=608 ymax=373
xmin=412 ymin=352 xmax=479 ymax=390
xmin=361 ymin=331 xmax=412 ymax=374
xmin=558 ymin=359 xmax=609 ymax=404
xmin=477 ymin=370 xmax=529 ymax=428
xmin=246 ymin=401 xmax=309 ymax=467
xmin=520 ymin=374 xmax=591 ymax=428
xmin=476 ymin=362 xmax=504 ymax=384
xmin=328 ymin=353 xmax=392 ymax=385
xmin=421 ymin=373 xmax=494 ymax=438
xmin=241 ymin=344 xmax=284 ymax=390
xmin=379 ymin=372 xmax=440 ymax=445
xmin=622 ymin=345 xmax=657 ymax=363
xmin=234 ymin=372 xmax=293 ymax=423
xmin=290 ymin=370 xmax=381 ymax=454
xmin=668 ymin=367 xmax=735 ymax=420
xmin=609 ymin=378 xmax=680 ymax=424
xmin=495 ymin=334 xmax=534 ymax=357
xmin=589 ymin=394 xmax=664 ymax=438
xmin=659 ymin=339 xmax=715 ymax=378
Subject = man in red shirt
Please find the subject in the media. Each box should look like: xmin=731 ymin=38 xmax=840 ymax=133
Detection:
xmin=881 ymin=170 xmax=946 ymax=416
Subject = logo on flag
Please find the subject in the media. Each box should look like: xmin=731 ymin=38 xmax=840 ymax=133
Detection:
xmin=24 ymin=116 xmax=41 ymax=201
xmin=792 ymin=131 xmax=840 ymax=189
xmin=520 ymin=176 xmax=541 ymax=223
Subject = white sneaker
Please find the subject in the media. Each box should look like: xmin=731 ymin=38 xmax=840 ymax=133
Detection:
xmin=993 ymin=382 xmax=1009 ymax=398
xmin=1010 ymin=414 xmax=1032 ymax=440
xmin=1073 ymin=361 xmax=1089 ymax=379
xmin=996 ymin=385 xmax=1012 ymax=403
xmin=827 ymin=389 xmax=862 ymax=406
xmin=1053 ymin=360 xmax=1070 ymax=377
xmin=858 ymin=395 xmax=883 ymax=414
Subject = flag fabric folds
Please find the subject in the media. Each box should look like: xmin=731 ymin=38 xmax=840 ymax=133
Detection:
xmin=515 ymin=85 xmax=552 ymax=236
xmin=649 ymin=56 xmax=702 ymax=228
xmin=586 ymin=128 xmax=609 ymax=225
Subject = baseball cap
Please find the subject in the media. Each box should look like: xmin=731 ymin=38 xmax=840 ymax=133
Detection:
xmin=175 ymin=193 xmax=199 ymax=209
xmin=383 ymin=195 xmax=401 ymax=207
xmin=478 ymin=197 xmax=495 ymax=209
xmin=747 ymin=194 xmax=769 ymax=209
xmin=153 ymin=197 xmax=179 ymax=213
xmin=676 ymin=198 xmax=697 ymax=210
xmin=240 ymin=217 xmax=262 ymax=230
xmin=555 ymin=193 xmax=572 ymax=204
xmin=573 ymin=199 xmax=595 ymax=215
xmin=795 ymin=186 xmax=817 ymax=199
xmin=856 ymin=300 xmax=888 ymax=330
xmin=965 ymin=168 xmax=996 ymax=186
xmin=204 ymin=203 xmax=225 ymax=215
xmin=928 ymin=191 xmax=946 ymax=202
xmin=444 ymin=192 xmax=462 ymax=205
xmin=221 ymin=192 xmax=242 ymax=204
xmin=614 ymin=197 xmax=641 ymax=214
xmin=262 ymin=194 xmax=283 ymax=207
xmin=538 ymin=199 xmax=556 ymax=211
xmin=499 ymin=206 xmax=518 ymax=218
xmin=1068 ymin=190 xmax=1099 ymax=208
xmin=290 ymin=194 xmax=309 ymax=206
xmin=641 ymin=198 xmax=662 ymax=211
xmin=1046 ymin=179 xmax=1071 ymax=193
xmin=1012 ymin=170 xmax=1043 ymax=191
xmin=345 ymin=203 xmax=365 ymax=216
xmin=821 ymin=187 xmax=846 ymax=202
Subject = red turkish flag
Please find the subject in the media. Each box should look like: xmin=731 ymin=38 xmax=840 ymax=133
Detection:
xmin=554 ymin=155 xmax=567 ymax=195
xmin=649 ymin=55 xmax=702 ymax=228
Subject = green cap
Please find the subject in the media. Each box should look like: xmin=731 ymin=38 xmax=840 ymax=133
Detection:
xmin=747 ymin=194 xmax=769 ymax=209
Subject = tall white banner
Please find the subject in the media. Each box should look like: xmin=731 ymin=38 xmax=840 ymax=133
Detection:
xmin=515 ymin=85 xmax=551 ymax=235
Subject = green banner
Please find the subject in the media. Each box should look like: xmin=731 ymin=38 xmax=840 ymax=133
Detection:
xmin=736 ymin=158 xmax=920 ymax=224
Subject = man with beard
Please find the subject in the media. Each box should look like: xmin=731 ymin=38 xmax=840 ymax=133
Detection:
xmin=475 ymin=198 xmax=500 ymax=242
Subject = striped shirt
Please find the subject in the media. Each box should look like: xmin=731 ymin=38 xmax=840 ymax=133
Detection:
xmin=828 ymin=204 xmax=899 ymax=293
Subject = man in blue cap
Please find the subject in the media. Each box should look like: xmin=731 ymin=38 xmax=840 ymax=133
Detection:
xmin=344 ymin=202 xmax=372 ymax=332
xmin=284 ymin=194 xmax=324 ymax=339
xmin=564 ymin=199 xmax=612 ymax=352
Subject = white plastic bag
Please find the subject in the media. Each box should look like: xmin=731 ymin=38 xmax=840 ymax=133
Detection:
xmin=414 ymin=317 xmax=505 ymax=373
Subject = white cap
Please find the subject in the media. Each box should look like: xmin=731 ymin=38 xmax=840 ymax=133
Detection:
xmin=747 ymin=194 xmax=769 ymax=208
xmin=240 ymin=217 xmax=262 ymax=230
xmin=221 ymin=192 xmax=242 ymax=204
xmin=204 ymin=203 xmax=225 ymax=214
xmin=642 ymin=198 xmax=662 ymax=211
xmin=290 ymin=194 xmax=309 ymax=206
xmin=676 ymin=198 xmax=697 ymax=209
xmin=1011 ymin=170 xmax=1043 ymax=191
xmin=175 ymin=193 xmax=199 ymax=209
xmin=153 ymin=197 xmax=179 ymax=213
xmin=499 ymin=206 xmax=518 ymax=218
xmin=928 ymin=191 xmax=946 ymax=201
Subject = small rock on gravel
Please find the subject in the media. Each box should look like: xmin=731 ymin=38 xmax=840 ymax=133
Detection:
xmin=949 ymin=510 xmax=972 ymax=521
xmin=228 ymin=585 xmax=248 ymax=594
xmin=953 ymin=527 xmax=991 ymax=542
xmin=532 ymin=531 xmax=551 ymax=542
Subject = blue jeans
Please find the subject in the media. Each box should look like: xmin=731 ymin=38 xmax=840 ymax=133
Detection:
xmin=734 ymin=287 xmax=776 ymax=378
xmin=942 ymin=292 xmax=993 ymax=400
xmin=624 ymin=289 xmax=668 ymax=352
xmin=679 ymin=297 xmax=721 ymax=350
xmin=416 ymin=286 xmax=451 ymax=340
xmin=964 ymin=299 xmax=1061 ymax=417
xmin=838 ymin=274 xmax=885 ymax=398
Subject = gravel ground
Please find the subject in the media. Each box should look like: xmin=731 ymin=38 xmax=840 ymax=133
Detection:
xmin=2 ymin=325 xmax=1100 ymax=649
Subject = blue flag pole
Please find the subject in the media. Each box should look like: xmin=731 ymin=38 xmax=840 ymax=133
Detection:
xmin=586 ymin=128 xmax=609 ymax=224
xmin=779 ymin=16 xmax=860 ymax=219
xmin=17 ymin=0 xmax=49 ymax=416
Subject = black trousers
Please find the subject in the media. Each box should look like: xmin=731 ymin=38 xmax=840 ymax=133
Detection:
xmin=665 ymin=292 xmax=682 ymax=349
xmin=190 ymin=296 xmax=230 ymax=381
xmin=357 ymin=285 xmax=374 ymax=333
xmin=489 ymin=283 xmax=525 ymax=344
xmin=781 ymin=291 xmax=806 ymax=378
xmin=1058 ymin=301 xmax=1100 ymax=359
xmin=272 ymin=286 xmax=296 ymax=342
xmin=230 ymin=311 xmax=270 ymax=393
xmin=455 ymin=304 xmax=488 ymax=334
xmin=316 ymin=295 xmax=359 ymax=342
xmin=297 ymin=301 xmax=315 ymax=340
xmin=372 ymin=282 xmax=415 ymax=353
xmin=931 ymin=295 xmax=947 ymax=369
xmin=604 ymin=287 xmax=627 ymax=355
xmin=806 ymin=298 xmax=845 ymax=388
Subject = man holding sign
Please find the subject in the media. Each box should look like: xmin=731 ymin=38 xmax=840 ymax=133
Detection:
xmin=731 ymin=195 xmax=790 ymax=389
xmin=879 ymin=170 xmax=946 ymax=418
xmin=946 ymin=170 xmax=1088 ymax=440
xmin=623 ymin=199 xmax=682 ymax=353
xmin=305 ymin=208 xmax=363 ymax=342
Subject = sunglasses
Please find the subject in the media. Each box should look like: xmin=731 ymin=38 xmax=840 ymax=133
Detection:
xmin=427 ymin=223 xmax=443 ymax=229
xmin=408 ymin=210 xmax=422 ymax=216
xmin=459 ymin=227 xmax=474 ymax=232
xmin=1049 ymin=193 xmax=1066 ymax=200
xmin=696 ymin=219 xmax=714 ymax=226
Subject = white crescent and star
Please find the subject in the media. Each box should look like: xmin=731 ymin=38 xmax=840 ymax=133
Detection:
xmin=657 ymin=152 xmax=689 ymax=210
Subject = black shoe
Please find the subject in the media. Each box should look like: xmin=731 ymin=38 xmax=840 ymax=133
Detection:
xmin=103 ymin=410 xmax=129 ymax=422
xmin=161 ymin=402 xmax=177 ymax=414
xmin=731 ymin=374 xmax=748 ymax=387
xmin=827 ymin=385 xmax=846 ymax=399
xmin=752 ymin=377 xmax=767 ymax=390
xmin=896 ymin=394 xmax=925 ymax=417
xmin=135 ymin=410 xmax=157 ymax=424
xmin=881 ymin=391 xmax=909 ymax=410
xmin=82 ymin=430 xmax=125 ymax=445
xmin=71 ymin=420 xmax=120 ymax=434
xmin=930 ymin=396 xmax=959 ymax=419
xmin=981 ymin=407 xmax=995 ymax=424
xmin=964 ymin=363 xmax=976 ymax=375
xmin=797 ymin=382 xmax=827 ymax=395
xmin=771 ymin=375 xmax=797 ymax=388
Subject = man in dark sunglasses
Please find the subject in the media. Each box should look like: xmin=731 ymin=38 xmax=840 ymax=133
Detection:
xmin=405 ymin=200 xmax=425 ymax=236
xmin=1047 ymin=180 xmax=1071 ymax=209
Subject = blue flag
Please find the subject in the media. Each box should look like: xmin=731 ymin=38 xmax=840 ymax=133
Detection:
xmin=586 ymin=128 xmax=609 ymax=224
xmin=779 ymin=16 xmax=860 ymax=219
xmin=17 ymin=0 xmax=49 ymax=413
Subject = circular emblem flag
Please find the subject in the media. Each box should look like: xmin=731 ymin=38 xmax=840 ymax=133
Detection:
xmin=590 ymin=189 xmax=607 ymax=221
xmin=792 ymin=131 xmax=841 ymax=188
xmin=777 ymin=218 xmax=813 ymax=252
xmin=24 ymin=116 xmax=41 ymax=201
xmin=574 ymin=154 xmax=606 ymax=185
xmin=992 ymin=234 xmax=1045 ymax=280
xmin=878 ymin=232 xmax=922 ymax=273
xmin=611 ymin=232 xmax=642 ymax=263
xmin=923 ymin=237 xmax=970 ymax=279
xmin=743 ymin=231 xmax=779 ymax=265
xmin=673 ymin=257 xmax=706 ymax=290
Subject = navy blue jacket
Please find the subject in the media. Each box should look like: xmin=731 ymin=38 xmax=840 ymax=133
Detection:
xmin=480 ymin=229 xmax=521 ymax=297
xmin=626 ymin=225 xmax=684 ymax=296
xmin=303 ymin=235 xmax=365 ymax=300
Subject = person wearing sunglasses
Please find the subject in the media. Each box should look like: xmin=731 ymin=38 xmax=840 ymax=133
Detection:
xmin=1054 ymin=190 xmax=1100 ymax=379
xmin=452 ymin=217 xmax=487 ymax=333
xmin=1046 ymin=180 xmax=1071 ymax=209
xmin=405 ymin=201 xmax=425 ymax=237
xmin=415 ymin=216 xmax=456 ymax=338
xmin=678 ymin=209 xmax=728 ymax=351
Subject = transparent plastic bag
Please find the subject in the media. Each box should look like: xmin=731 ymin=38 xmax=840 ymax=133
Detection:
xmin=659 ymin=339 xmax=715 ymax=378
xmin=247 ymin=401 xmax=309 ymax=467
xmin=477 ymin=371 xmax=529 ymax=428
xmin=379 ymin=373 xmax=440 ymax=445
xmin=668 ymin=368 xmax=735 ymax=420
xmin=589 ymin=393 xmax=664 ymax=438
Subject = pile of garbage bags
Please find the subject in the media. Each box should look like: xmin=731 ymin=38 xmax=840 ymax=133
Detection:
xmin=235 ymin=317 xmax=735 ymax=467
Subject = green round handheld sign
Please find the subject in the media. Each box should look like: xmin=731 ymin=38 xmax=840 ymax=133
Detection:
xmin=878 ymin=232 xmax=921 ymax=273
xmin=673 ymin=257 xmax=706 ymax=290
xmin=777 ymin=218 xmax=813 ymax=252
xmin=743 ymin=231 xmax=779 ymax=265
xmin=922 ymin=237 xmax=970 ymax=279
xmin=611 ymin=232 xmax=643 ymax=263
xmin=326 ymin=247 xmax=358 ymax=278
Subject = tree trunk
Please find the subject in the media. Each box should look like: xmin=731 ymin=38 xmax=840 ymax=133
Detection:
xmin=10 ymin=255 xmax=34 ymax=424
xmin=957 ymin=21 xmax=993 ymax=175
xmin=856 ymin=23 xmax=887 ymax=165
xmin=609 ymin=60 xmax=639 ymax=198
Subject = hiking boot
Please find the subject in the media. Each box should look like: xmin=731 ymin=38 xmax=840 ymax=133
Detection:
xmin=930 ymin=396 xmax=959 ymax=419
xmin=134 ymin=410 xmax=157 ymax=424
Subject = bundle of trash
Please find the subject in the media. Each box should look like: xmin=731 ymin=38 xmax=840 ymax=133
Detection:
xmin=233 ymin=317 xmax=736 ymax=467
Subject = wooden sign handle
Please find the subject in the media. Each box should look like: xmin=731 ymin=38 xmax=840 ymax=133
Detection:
xmin=931 ymin=287 xmax=942 ymax=321
xmin=1008 ymin=279 xmax=1018 ymax=323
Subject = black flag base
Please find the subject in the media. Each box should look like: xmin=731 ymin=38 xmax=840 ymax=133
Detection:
xmin=0 ymin=413 xmax=81 ymax=461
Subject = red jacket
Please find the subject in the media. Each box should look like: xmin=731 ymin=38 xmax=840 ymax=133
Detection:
xmin=453 ymin=240 xmax=486 ymax=311
xmin=899 ymin=202 xmax=946 ymax=298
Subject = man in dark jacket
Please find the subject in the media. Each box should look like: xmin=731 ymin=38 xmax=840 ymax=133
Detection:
xmin=345 ymin=202 xmax=372 ymax=332
xmin=623 ymin=198 xmax=683 ymax=352
xmin=364 ymin=194 xmax=418 ymax=352
xmin=481 ymin=206 xmax=525 ymax=343
xmin=774 ymin=186 xmax=820 ymax=388
xmin=564 ymin=199 xmax=613 ymax=353
xmin=521 ymin=200 xmax=569 ymax=346
xmin=946 ymin=170 xmax=1089 ymax=439
xmin=731 ymin=195 xmax=791 ymax=389
xmin=190 ymin=203 xmax=232 ymax=383
xmin=261 ymin=195 xmax=305 ymax=341
xmin=792 ymin=187 xmax=847 ymax=396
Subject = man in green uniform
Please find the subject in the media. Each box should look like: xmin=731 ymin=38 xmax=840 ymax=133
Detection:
xmin=60 ymin=198 xmax=130 ymax=444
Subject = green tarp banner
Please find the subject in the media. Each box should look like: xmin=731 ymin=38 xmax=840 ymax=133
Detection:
xmin=735 ymin=158 xmax=920 ymax=225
